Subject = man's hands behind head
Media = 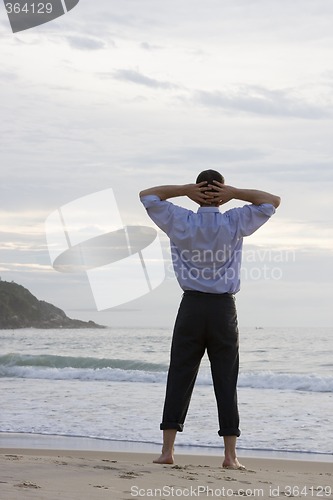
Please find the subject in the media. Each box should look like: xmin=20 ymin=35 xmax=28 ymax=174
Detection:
xmin=185 ymin=182 xmax=215 ymax=205
xmin=187 ymin=181 xmax=235 ymax=207
xmin=204 ymin=181 xmax=236 ymax=206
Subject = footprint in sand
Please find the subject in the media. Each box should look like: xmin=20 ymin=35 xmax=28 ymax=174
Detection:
xmin=94 ymin=465 xmax=120 ymax=470
xmin=15 ymin=481 xmax=41 ymax=489
xmin=4 ymin=454 xmax=22 ymax=461
xmin=119 ymin=471 xmax=142 ymax=479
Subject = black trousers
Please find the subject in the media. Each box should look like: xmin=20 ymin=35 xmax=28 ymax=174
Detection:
xmin=160 ymin=290 xmax=241 ymax=437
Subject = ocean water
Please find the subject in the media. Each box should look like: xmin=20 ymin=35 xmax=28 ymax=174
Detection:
xmin=0 ymin=326 xmax=332 ymax=457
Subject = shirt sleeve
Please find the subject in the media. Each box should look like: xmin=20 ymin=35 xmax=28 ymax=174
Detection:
xmin=140 ymin=194 xmax=191 ymax=236
xmin=226 ymin=203 xmax=276 ymax=239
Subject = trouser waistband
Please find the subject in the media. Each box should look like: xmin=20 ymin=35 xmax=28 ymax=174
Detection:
xmin=183 ymin=290 xmax=233 ymax=298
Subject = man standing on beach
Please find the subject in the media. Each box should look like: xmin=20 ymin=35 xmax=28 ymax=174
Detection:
xmin=139 ymin=170 xmax=280 ymax=469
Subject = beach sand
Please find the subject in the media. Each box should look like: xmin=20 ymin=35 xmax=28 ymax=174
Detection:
xmin=1 ymin=446 xmax=332 ymax=500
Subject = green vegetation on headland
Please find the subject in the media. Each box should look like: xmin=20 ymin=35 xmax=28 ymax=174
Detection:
xmin=0 ymin=280 xmax=105 ymax=329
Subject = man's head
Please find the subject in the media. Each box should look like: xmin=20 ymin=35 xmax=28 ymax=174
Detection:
xmin=196 ymin=169 xmax=224 ymax=206
xmin=196 ymin=169 xmax=224 ymax=186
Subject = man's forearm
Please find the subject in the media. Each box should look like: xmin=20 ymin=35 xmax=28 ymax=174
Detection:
xmin=139 ymin=185 xmax=188 ymax=200
xmin=139 ymin=182 xmax=281 ymax=208
xmin=233 ymin=188 xmax=281 ymax=208
xmin=140 ymin=182 xmax=212 ymax=205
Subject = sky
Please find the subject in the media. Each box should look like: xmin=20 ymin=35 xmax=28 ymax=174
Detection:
xmin=0 ymin=0 xmax=332 ymax=328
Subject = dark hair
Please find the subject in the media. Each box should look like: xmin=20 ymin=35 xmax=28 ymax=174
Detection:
xmin=196 ymin=169 xmax=224 ymax=188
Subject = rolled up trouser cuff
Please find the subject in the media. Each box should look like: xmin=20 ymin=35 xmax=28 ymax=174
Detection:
xmin=160 ymin=422 xmax=184 ymax=432
xmin=218 ymin=428 xmax=241 ymax=437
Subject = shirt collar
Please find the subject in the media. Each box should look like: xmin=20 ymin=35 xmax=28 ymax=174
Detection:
xmin=197 ymin=206 xmax=220 ymax=213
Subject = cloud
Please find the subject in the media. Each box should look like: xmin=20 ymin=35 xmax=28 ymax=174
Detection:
xmin=140 ymin=42 xmax=163 ymax=51
xmin=66 ymin=35 xmax=107 ymax=50
xmin=129 ymin=146 xmax=267 ymax=167
xmin=194 ymin=85 xmax=330 ymax=119
xmin=215 ymin=161 xmax=333 ymax=183
xmin=0 ymin=70 xmax=18 ymax=81
xmin=111 ymin=69 xmax=180 ymax=90
xmin=3 ymin=263 xmax=51 ymax=271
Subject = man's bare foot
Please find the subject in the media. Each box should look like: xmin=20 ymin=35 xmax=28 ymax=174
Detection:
xmin=222 ymin=458 xmax=245 ymax=470
xmin=153 ymin=452 xmax=174 ymax=465
xmin=154 ymin=430 xmax=177 ymax=464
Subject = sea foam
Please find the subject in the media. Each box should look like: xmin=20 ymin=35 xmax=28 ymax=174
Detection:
xmin=1 ymin=353 xmax=332 ymax=392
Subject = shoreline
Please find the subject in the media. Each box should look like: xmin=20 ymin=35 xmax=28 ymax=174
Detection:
xmin=1 ymin=445 xmax=332 ymax=500
xmin=1 ymin=432 xmax=332 ymax=463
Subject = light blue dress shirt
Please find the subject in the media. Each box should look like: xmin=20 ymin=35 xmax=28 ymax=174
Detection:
xmin=141 ymin=195 xmax=275 ymax=294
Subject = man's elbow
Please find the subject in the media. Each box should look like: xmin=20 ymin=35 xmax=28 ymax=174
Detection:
xmin=139 ymin=188 xmax=162 ymax=200
xmin=139 ymin=189 xmax=148 ymax=199
xmin=272 ymin=195 xmax=281 ymax=209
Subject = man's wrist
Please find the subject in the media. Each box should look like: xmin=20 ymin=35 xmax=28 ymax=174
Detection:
xmin=227 ymin=186 xmax=237 ymax=199
xmin=183 ymin=184 xmax=195 ymax=197
xmin=233 ymin=187 xmax=248 ymax=201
